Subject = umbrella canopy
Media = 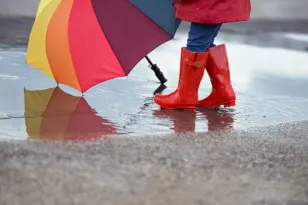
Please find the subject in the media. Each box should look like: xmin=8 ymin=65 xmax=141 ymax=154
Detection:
xmin=24 ymin=87 xmax=117 ymax=141
xmin=26 ymin=0 xmax=181 ymax=93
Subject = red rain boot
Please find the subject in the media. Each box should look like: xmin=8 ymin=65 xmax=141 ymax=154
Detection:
xmin=198 ymin=44 xmax=236 ymax=108
xmin=154 ymin=47 xmax=209 ymax=110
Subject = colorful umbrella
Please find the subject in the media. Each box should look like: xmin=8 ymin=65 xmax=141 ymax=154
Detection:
xmin=26 ymin=0 xmax=181 ymax=93
xmin=24 ymin=87 xmax=117 ymax=141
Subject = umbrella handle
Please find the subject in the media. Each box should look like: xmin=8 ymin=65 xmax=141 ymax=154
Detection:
xmin=145 ymin=56 xmax=167 ymax=84
xmin=153 ymin=84 xmax=167 ymax=95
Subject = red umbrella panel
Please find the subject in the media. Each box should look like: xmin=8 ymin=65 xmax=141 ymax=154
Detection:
xmin=26 ymin=0 xmax=181 ymax=93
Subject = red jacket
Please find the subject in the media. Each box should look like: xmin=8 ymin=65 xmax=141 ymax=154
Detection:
xmin=174 ymin=0 xmax=251 ymax=24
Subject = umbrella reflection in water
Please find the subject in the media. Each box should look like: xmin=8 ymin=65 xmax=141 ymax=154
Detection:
xmin=24 ymin=87 xmax=117 ymax=141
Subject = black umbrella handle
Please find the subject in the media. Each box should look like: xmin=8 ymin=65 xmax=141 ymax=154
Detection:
xmin=145 ymin=56 xmax=167 ymax=84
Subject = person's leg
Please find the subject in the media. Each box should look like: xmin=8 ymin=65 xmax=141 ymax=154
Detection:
xmin=198 ymin=43 xmax=236 ymax=108
xmin=153 ymin=23 xmax=223 ymax=110
xmin=209 ymin=24 xmax=222 ymax=47
xmin=185 ymin=23 xmax=236 ymax=108
xmin=198 ymin=27 xmax=236 ymax=108
xmin=153 ymin=23 xmax=219 ymax=109
xmin=186 ymin=23 xmax=222 ymax=52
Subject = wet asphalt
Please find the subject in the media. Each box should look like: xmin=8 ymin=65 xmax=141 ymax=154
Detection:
xmin=1 ymin=16 xmax=308 ymax=204
xmin=1 ymin=121 xmax=308 ymax=205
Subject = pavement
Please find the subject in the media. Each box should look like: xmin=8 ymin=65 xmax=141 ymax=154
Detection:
xmin=1 ymin=14 xmax=308 ymax=205
xmin=1 ymin=121 xmax=308 ymax=205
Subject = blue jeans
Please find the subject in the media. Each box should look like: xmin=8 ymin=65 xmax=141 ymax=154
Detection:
xmin=186 ymin=23 xmax=222 ymax=52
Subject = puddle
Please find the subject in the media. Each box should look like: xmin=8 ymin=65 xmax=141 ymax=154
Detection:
xmin=0 ymin=74 xmax=20 ymax=80
xmin=284 ymin=33 xmax=308 ymax=42
xmin=0 ymin=31 xmax=308 ymax=141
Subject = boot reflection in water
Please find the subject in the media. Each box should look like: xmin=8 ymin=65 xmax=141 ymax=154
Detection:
xmin=153 ymin=109 xmax=234 ymax=133
xmin=154 ymin=0 xmax=251 ymax=110
xmin=201 ymin=109 xmax=235 ymax=131
xmin=153 ymin=110 xmax=197 ymax=133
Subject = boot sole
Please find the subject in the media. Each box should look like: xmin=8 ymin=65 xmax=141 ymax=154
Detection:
xmin=223 ymin=101 xmax=236 ymax=108
xmin=160 ymin=105 xmax=196 ymax=110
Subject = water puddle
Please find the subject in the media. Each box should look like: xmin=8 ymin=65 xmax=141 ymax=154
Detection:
xmin=284 ymin=32 xmax=308 ymax=42
xmin=0 ymin=74 xmax=20 ymax=80
xmin=0 ymin=32 xmax=308 ymax=141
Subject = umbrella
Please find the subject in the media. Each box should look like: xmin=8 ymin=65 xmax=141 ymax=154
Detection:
xmin=26 ymin=0 xmax=181 ymax=93
xmin=24 ymin=87 xmax=118 ymax=141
